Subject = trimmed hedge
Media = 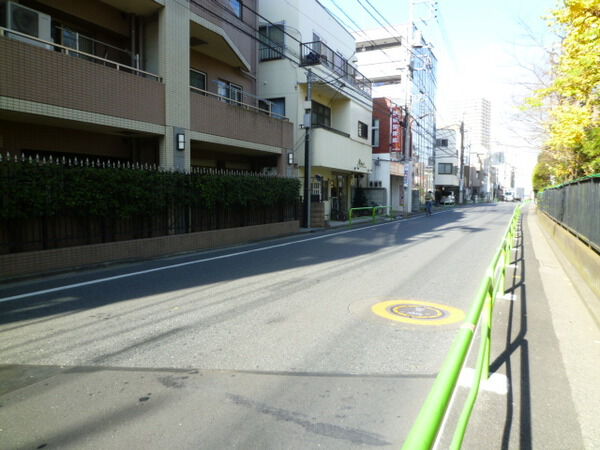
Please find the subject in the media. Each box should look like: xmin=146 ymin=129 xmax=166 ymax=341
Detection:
xmin=0 ymin=159 xmax=300 ymax=220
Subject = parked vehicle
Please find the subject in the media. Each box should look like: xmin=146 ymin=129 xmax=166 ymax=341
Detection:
xmin=440 ymin=193 xmax=455 ymax=205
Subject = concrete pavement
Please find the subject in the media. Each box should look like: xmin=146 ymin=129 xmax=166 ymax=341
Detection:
xmin=460 ymin=204 xmax=600 ymax=449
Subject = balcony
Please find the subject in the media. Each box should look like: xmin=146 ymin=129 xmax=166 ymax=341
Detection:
xmin=0 ymin=32 xmax=165 ymax=125
xmin=310 ymin=127 xmax=372 ymax=173
xmin=190 ymin=87 xmax=292 ymax=150
xmin=300 ymin=41 xmax=372 ymax=99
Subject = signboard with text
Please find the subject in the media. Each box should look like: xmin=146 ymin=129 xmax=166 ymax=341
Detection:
xmin=391 ymin=106 xmax=402 ymax=151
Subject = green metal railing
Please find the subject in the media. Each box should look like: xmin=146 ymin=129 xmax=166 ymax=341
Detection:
xmin=348 ymin=206 xmax=391 ymax=225
xmin=402 ymin=204 xmax=522 ymax=449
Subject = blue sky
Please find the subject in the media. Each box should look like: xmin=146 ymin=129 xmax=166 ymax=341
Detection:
xmin=319 ymin=0 xmax=559 ymax=188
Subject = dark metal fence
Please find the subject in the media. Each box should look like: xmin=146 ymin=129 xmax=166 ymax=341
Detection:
xmin=299 ymin=41 xmax=372 ymax=99
xmin=0 ymin=156 xmax=299 ymax=255
xmin=537 ymin=174 xmax=600 ymax=252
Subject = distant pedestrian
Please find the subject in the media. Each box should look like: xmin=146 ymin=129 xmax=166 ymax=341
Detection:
xmin=425 ymin=191 xmax=433 ymax=216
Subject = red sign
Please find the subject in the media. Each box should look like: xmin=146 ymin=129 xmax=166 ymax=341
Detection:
xmin=391 ymin=106 xmax=402 ymax=150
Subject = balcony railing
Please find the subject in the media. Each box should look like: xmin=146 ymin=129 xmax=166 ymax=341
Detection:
xmin=0 ymin=26 xmax=161 ymax=82
xmin=190 ymin=86 xmax=288 ymax=121
xmin=300 ymin=40 xmax=372 ymax=98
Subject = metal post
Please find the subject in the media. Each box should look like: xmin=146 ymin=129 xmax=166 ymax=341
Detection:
xmin=303 ymin=69 xmax=312 ymax=228
xmin=403 ymin=1 xmax=414 ymax=218
xmin=403 ymin=108 xmax=413 ymax=217
xmin=459 ymin=121 xmax=465 ymax=204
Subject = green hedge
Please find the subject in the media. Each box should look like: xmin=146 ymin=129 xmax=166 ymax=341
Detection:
xmin=0 ymin=159 xmax=300 ymax=219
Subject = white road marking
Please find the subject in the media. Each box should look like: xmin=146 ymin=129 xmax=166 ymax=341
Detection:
xmin=0 ymin=211 xmax=451 ymax=303
xmin=458 ymin=367 xmax=508 ymax=395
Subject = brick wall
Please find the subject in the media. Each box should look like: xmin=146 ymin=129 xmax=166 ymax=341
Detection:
xmin=0 ymin=37 xmax=165 ymax=125
xmin=0 ymin=221 xmax=300 ymax=280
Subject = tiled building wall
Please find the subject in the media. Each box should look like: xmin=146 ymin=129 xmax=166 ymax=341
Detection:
xmin=0 ymin=38 xmax=165 ymax=126
xmin=190 ymin=0 xmax=258 ymax=71
xmin=190 ymin=92 xmax=292 ymax=149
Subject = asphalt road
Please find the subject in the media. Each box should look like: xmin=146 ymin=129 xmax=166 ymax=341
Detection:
xmin=0 ymin=203 xmax=516 ymax=449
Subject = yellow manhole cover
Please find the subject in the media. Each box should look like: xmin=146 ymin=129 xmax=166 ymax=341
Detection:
xmin=372 ymin=300 xmax=465 ymax=325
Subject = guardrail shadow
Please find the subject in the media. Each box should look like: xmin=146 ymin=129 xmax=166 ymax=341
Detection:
xmin=489 ymin=216 xmax=532 ymax=449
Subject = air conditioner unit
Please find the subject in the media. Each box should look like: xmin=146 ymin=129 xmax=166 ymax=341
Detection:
xmin=0 ymin=1 xmax=52 ymax=49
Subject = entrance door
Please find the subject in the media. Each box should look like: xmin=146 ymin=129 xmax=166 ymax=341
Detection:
xmin=330 ymin=174 xmax=347 ymax=220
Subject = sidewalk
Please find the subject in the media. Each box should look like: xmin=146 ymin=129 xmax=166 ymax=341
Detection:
xmin=461 ymin=205 xmax=600 ymax=449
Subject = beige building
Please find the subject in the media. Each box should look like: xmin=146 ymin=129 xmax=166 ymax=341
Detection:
xmin=257 ymin=0 xmax=373 ymax=222
xmin=0 ymin=0 xmax=292 ymax=173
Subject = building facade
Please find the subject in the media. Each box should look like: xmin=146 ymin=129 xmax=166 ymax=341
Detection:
xmin=447 ymin=97 xmax=492 ymax=199
xmin=258 ymin=0 xmax=373 ymax=222
xmin=355 ymin=25 xmax=436 ymax=212
xmin=1 ymin=0 xmax=292 ymax=173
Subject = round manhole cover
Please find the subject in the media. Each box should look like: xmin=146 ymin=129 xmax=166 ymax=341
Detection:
xmin=372 ymin=300 xmax=464 ymax=325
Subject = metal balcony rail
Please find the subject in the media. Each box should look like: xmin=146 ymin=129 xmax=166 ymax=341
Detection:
xmin=190 ymin=85 xmax=288 ymax=121
xmin=259 ymin=44 xmax=285 ymax=61
xmin=0 ymin=26 xmax=161 ymax=82
xmin=54 ymin=26 xmax=134 ymax=68
xmin=299 ymin=40 xmax=372 ymax=98
xmin=402 ymin=204 xmax=523 ymax=449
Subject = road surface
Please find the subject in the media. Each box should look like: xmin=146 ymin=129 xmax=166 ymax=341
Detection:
xmin=0 ymin=203 xmax=516 ymax=449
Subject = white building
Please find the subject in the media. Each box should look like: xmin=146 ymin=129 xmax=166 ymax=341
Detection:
xmin=435 ymin=127 xmax=460 ymax=197
xmin=258 ymin=0 xmax=373 ymax=224
xmin=355 ymin=26 xmax=437 ymax=212
xmin=447 ymin=97 xmax=492 ymax=199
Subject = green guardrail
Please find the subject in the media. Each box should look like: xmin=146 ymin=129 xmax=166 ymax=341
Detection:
xmin=348 ymin=206 xmax=391 ymax=225
xmin=402 ymin=204 xmax=523 ymax=449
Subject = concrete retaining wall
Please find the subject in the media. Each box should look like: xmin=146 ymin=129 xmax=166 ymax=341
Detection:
xmin=0 ymin=221 xmax=299 ymax=280
xmin=538 ymin=210 xmax=600 ymax=299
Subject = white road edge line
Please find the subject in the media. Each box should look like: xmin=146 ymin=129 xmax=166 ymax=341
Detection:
xmin=1 ymin=211 xmax=451 ymax=303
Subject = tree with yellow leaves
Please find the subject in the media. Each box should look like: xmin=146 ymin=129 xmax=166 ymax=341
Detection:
xmin=528 ymin=0 xmax=600 ymax=190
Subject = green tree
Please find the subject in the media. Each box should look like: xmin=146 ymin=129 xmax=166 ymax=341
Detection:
xmin=527 ymin=0 xmax=600 ymax=186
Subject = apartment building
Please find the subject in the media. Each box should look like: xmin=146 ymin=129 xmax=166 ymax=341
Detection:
xmin=0 ymin=0 xmax=292 ymax=173
xmin=434 ymin=127 xmax=460 ymax=200
xmin=355 ymin=25 xmax=437 ymax=212
xmin=257 ymin=0 xmax=373 ymax=222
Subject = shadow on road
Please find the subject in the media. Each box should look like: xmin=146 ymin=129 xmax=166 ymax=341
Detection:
xmin=0 ymin=205 xmax=509 ymax=332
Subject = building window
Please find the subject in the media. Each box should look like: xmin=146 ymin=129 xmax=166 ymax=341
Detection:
xmin=372 ymin=119 xmax=380 ymax=147
xmin=436 ymin=138 xmax=449 ymax=147
xmin=358 ymin=121 xmax=368 ymax=139
xmin=311 ymin=101 xmax=331 ymax=128
xmin=259 ymin=24 xmax=284 ymax=61
xmin=190 ymin=69 xmax=207 ymax=91
xmin=259 ymin=97 xmax=286 ymax=118
xmin=229 ymin=0 xmax=242 ymax=18
xmin=217 ymin=80 xmax=243 ymax=105
xmin=438 ymin=163 xmax=453 ymax=174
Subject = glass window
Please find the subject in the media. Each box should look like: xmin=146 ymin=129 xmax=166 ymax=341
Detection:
xmin=230 ymin=83 xmax=243 ymax=104
xmin=311 ymin=101 xmax=330 ymax=128
xmin=259 ymin=98 xmax=285 ymax=118
xmin=372 ymin=119 xmax=380 ymax=147
xmin=358 ymin=121 xmax=368 ymax=139
xmin=218 ymin=80 xmax=243 ymax=105
xmin=259 ymin=24 xmax=284 ymax=61
xmin=438 ymin=163 xmax=453 ymax=174
xmin=229 ymin=0 xmax=242 ymax=18
xmin=190 ymin=69 xmax=207 ymax=91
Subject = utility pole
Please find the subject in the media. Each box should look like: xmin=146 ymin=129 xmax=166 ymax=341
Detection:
xmin=402 ymin=0 xmax=414 ymax=218
xmin=459 ymin=120 xmax=465 ymax=203
xmin=303 ymin=69 xmax=312 ymax=228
